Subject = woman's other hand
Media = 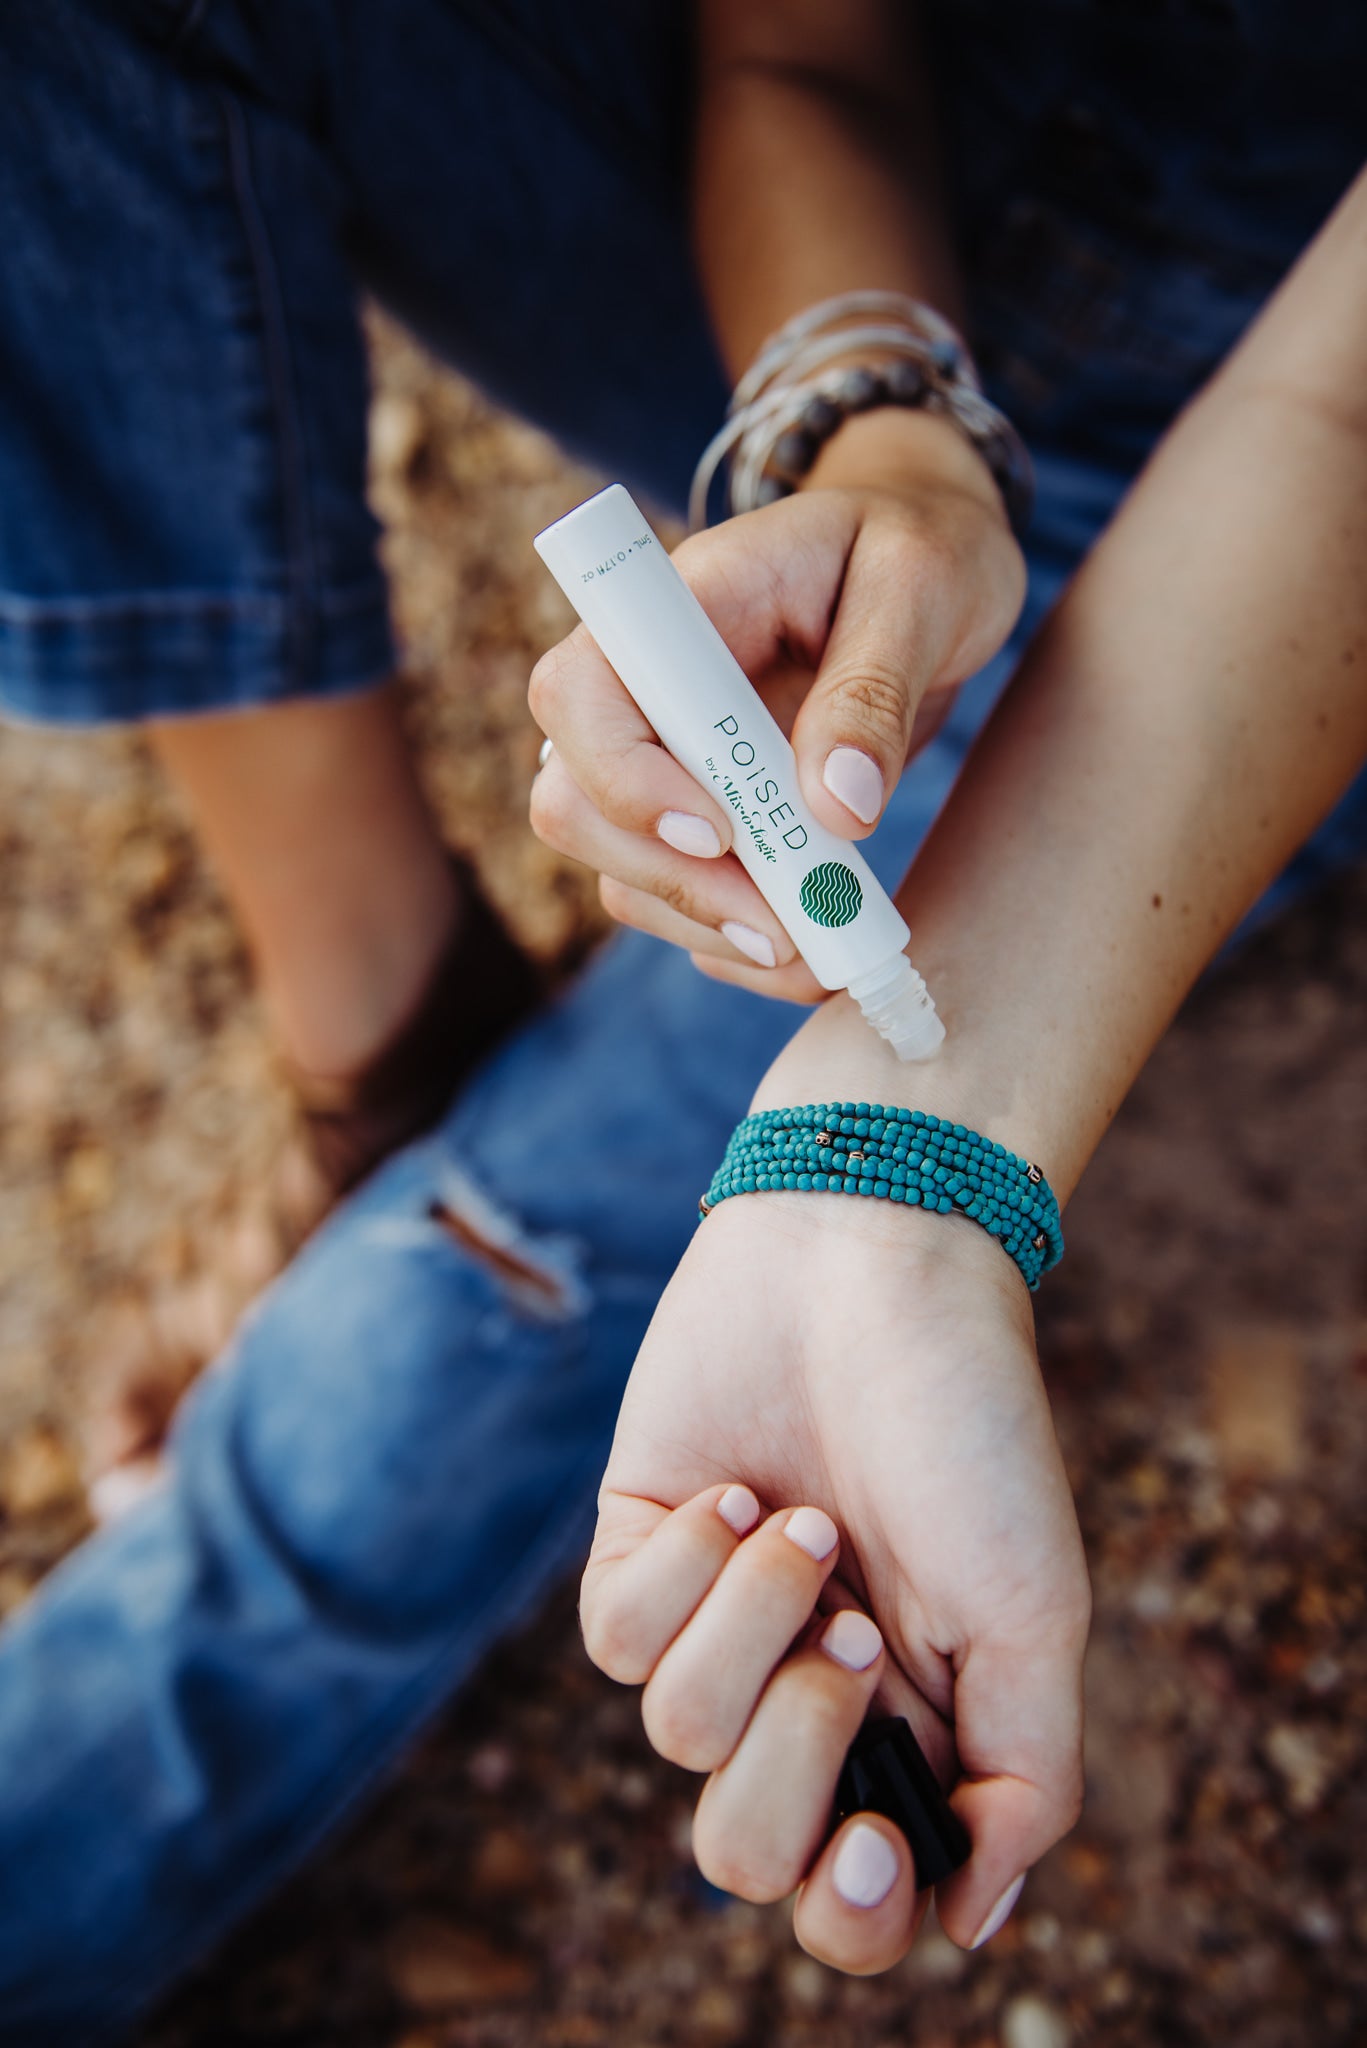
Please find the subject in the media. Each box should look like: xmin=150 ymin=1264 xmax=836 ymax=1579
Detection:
xmin=529 ymin=408 xmax=1023 ymax=999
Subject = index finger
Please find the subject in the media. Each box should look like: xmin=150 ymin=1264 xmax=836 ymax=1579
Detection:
xmin=528 ymin=497 xmax=862 ymax=843
xmin=529 ymin=625 xmax=735 ymax=848
xmin=579 ymin=1483 xmax=762 ymax=1686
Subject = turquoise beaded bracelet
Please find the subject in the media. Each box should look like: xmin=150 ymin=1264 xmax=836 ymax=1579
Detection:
xmin=699 ymin=1103 xmax=1064 ymax=1292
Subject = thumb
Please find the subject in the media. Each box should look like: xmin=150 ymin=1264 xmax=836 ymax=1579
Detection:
xmin=931 ymin=1626 xmax=1088 ymax=1950
xmin=791 ymin=525 xmax=957 ymax=838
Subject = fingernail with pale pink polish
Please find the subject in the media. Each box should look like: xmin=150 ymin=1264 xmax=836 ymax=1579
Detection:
xmin=720 ymin=921 xmax=777 ymax=968
xmin=716 ymin=1484 xmax=760 ymax=1536
xmin=658 ymin=811 xmax=722 ymax=858
xmin=820 ymin=1610 xmax=883 ymax=1671
xmin=972 ymin=1873 xmax=1026 ymax=1948
xmin=822 ymin=746 xmax=884 ymax=825
xmin=833 ymin=1822 xmax=900 ymax=1908
xmin=784 ymin=1506 xmax=838 ymax=1561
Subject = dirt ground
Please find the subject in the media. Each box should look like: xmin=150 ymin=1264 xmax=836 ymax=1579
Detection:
xmin=2 ymin=316 xmax=1365 ymax=2048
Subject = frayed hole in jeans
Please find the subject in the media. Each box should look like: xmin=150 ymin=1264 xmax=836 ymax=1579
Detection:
xmin=428 ymin=1199 xmax=572 ymax=1314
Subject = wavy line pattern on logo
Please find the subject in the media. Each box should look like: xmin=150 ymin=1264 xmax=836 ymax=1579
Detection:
xmin=799 ymin=860 xmax=863 ymax=929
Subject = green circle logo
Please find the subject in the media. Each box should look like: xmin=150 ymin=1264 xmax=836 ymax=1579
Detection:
xmin=800 ymin=861 xmax=863 ymax=929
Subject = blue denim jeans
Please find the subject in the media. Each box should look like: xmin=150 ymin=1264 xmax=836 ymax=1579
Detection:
xmin=2 ymin=2 xmax=1366 ymax=2042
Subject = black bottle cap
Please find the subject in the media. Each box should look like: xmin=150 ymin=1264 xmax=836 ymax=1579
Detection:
xmin=834 ymin=1716 xmax=972 ymax=1889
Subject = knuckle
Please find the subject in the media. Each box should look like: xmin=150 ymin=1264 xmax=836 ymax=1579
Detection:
xmin=802 ymin=1676 xmax=864 ymax=1745
xmin=602 ymin=776 xmax=657 ymax=837
xmin=527 ymin=766 xmax=572 ymax=848
xmin=757 ymin=1522 xmax=832 ymax=1592
xmin=526 ymin=646 xmax=566 ymax=726
xmin=693 ymin=1829 xmax=794 ymax=1906
xmin=793 ymin=1923 xmax=887 ymax=1977
xmin=830 ymin=661 xmax=912 ymax=744
xmin=876 ymin=504 xmax=955 ymax=577
xmin=899 ymin=518 xmax=958 ymax=586
xmin=597 ymin=873 xmax=638 ymax=924
xmin=641 ymin=1686 xmax=727 ymax=1775
xmin=654 ymin=868 xmax=699 ymax=923
xmin=578 ymin=1596 xmax=650 ymax=1686
xmin=690 ymin=951 xmax=730 ymax=983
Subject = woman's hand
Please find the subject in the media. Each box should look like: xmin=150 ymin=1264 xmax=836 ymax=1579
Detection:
xmin=579 ymin=1186 xmax=1090 ymax=1973
xmin=530 ymin=410 xmax=1024 ymax=999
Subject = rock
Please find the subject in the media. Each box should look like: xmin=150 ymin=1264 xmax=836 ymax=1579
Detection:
xmin=550 ymin=1841 xmax=590 ymax=1887
xmin=549 ymin=2019 xmax=606 ymax=2047
xmin=907 ymin=1927 xmax=967 ymax=1982
xmin=782 ymin=1956 xmax=828 ymax=2010
xmin=658 ymin=1951 xmax=700 ymax=1994
xmin=1261 ymin=1723 xmax=1332 ymax=1813
xmin=2 ymin=1424 xmax=82 ymax=1517
xmin=62 ymin=1142 xmax=115 ymax=1214
xmin=1294 ymin=1899 xmax=1341 ymax=1946
xmin=1001 ymin=1993 xmax=1072 ymax=2048
xmin=1303 ymin=1652 xmax=1343 ymax=1695
xmin=1124 ymin=1458 xmax=1167 ymax=1505
xmin=1129 ymin=1576 xmax=1175 ymax=1621
xmin=472 ymin=1825 xmax=539 ymax=1895
xmin=612 ymin=1766 xmax=653 ymax=1810
xmin=1023 ymin=1912 xmax=1062 ymax=1954
xmin=3 ymin=1058 xmax=61 ymax=1117
xmin=1072 ymin=1929 xmax=1113 ymax=1973
xmin=722 ymin=1914 xmax=770 ymax=1981
xmin=387 ymin=1919 xmax=536 ymax=2010
xmin=467 ymin=1741 xmax=515 ymax=1793
xmin=1062 ymin=1841 xmax=1110 ymax=1891
xmin=1097 ymin=1970 xmax=1134 ymax=2012
xmin=369 ymin=391 xmax=425 ymax=478
xmin=1206 ymin=1325 xmax=1304 ymax=1478
xmin=691 ymin=1982 xmax=746 ymax=2037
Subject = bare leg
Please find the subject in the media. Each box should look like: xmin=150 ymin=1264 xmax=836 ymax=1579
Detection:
xmin=150 ymin=680 xmax=459 ymax=1079
xmin=84 ymin=683 xmax=466 ymax=1501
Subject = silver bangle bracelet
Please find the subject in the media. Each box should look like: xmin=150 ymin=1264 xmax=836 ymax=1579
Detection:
xmin=690 ymin=291 xmax=1033 ymax=540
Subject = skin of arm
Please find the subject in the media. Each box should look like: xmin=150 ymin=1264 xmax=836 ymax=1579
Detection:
xmin=580 ymin=170 xmax=1367 ymax=1973
xmin=528 ymin=0 xmax=1028 ymax=966
xmin=743 ymin=163 xmax=1367 ymax=1187
xmin=693 ymin=0 xmax=965 ymax=364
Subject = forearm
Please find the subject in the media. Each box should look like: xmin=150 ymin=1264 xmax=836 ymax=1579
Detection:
xmin=693 ymin=0 xmax=963 ymax=374
xmin=759 ymin=172 xmax=1367 ymax=1201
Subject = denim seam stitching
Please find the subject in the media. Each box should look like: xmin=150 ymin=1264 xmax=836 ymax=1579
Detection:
xmin=219 ymin=92 xmax=319 ymax=692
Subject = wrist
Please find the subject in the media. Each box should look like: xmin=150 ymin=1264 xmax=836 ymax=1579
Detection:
xmin=753 ymin=988 xmax=1078 ymax=1206
xmin=703 ymin=1170 xmax=1031 ymax=1314
xmin=803 ymin=401 xmax=1006 ymax=514
xmin=709 ymin=1091 xmax=1061 ymax=1293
